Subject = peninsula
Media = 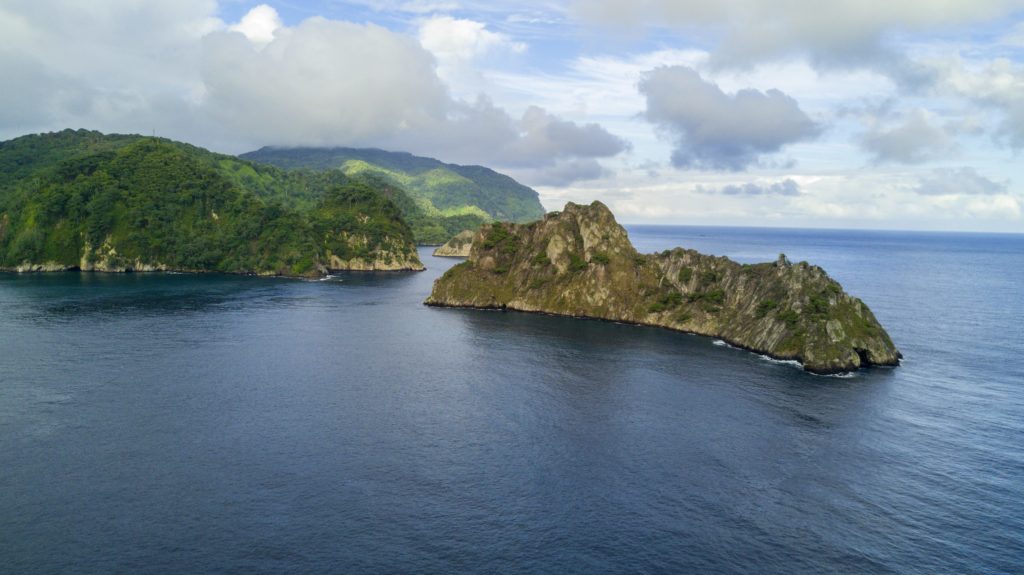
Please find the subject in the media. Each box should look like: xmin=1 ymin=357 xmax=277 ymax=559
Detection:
xmin=426 ymin=201 xmax=901 ymax=374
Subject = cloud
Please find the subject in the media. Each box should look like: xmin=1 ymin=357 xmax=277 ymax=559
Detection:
xmin=860 ymin=108 xmax=955 ymax=164
xmin=914 ymin=167 xmax=1008 ymax=196
xmin=639 ymin=66 xmax=819 ymax=170
xmin=228 ymin=4 xmax=281 ymax=45
xmin=0 ymin=2 xmax=626 ymax=186
xmin=201 ymin=18 xmax=450 ymax=146
xmin=417 ymin=15 xmax=526 ymax=98
xmin=0 ymin=0 xmax=220 ymax=140
xmin=400 ymin=1 xmax=460 ymax=14
xmin=201 ymin=19 xmax=624 ymax=182
xmin=418 ymin=16 xmax=525 ymax=63
xmin=571 ymin=0 xmax=1023 ymax=85
xmin=511 ymin=158 xmax=610 ymax=187
xmin=502 ymin=106 xmax=629 ymax=166
xmin=924 ymin=55 xmax=1024 ymax=150
xmin=388 ymin=98 xmax=628 ymax=180
xmin=697 ymin=179 xmax=801 ymax=196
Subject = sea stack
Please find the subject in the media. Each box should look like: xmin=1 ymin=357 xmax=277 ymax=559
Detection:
xmin=426 ymin=201 xmax=901 ymax=374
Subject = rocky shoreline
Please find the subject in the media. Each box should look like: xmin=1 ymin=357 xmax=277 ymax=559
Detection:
xmin=3 ymin=255 xmax=425 ymax=278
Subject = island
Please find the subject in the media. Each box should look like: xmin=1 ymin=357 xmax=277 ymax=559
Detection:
xmin=426 ymin=201 xmax=901 ymax=374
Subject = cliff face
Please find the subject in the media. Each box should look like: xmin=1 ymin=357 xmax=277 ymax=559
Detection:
xmin=325 ymin=235 xmax=424 ymax=271
xmin=432 ymin=230 xmax=475 ymax=257
xmin=426 ymin=201 xmax=901 ymax=374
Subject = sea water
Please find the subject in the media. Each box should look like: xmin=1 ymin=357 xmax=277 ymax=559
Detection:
xmin=1 ymin=227 xmax=1022 ymax=573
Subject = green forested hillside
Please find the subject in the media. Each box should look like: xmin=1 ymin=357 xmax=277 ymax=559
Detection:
xmin=240 ymin=146 xmax=546 ymax=244
xmin=0 ymin=130 xmax=422 ymax=276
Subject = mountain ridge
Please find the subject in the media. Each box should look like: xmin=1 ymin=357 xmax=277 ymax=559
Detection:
xmin=240 ymin=146 xmax=546 ymax=243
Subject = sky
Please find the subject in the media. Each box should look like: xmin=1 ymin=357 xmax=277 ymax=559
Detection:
xmin=2 ymin=1 xmax=1024 ymax=232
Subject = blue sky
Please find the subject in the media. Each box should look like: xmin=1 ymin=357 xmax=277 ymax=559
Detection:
xmin=2 ymin=0 xmax=1023 ymax=232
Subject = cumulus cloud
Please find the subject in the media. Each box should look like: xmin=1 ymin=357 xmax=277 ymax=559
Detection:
xmin=512 ymin=159 xmax=609 ymax=187
xmin=914 ymin=168 xmax=1008 ymax=196
xmin=201 ymin=18 xmax=450 ymax=146
xmin=0 ymin=0 xmax=222 ymax=142
xmin=572 ymin=0 xmax=1023 ymax=85
xmin=860 ymin=108 xmax=955 ymax=164
xmin=697 ymin=179 xmax=801 ymax=196
xmin=417 ymin=16 xmax=526 ymax=98
xmin=0 ymin=1 xmax=626 ymax=186
xmin=639 ymin=66 xmax=819 ymax=170
xmin=921 ymin=56 xmax=1024 ymax=150
xmin=201 ymin=18 xmax=622 ymax=182
xmin=418 ymin=16 xmax=525 ymax=63
xmin=228 ymin=4 xmax=282 ymax=45
xmin=392 ymin=98 xmax=628 ymax=183
xmin=503 ymin=106 xmax=628 ymax=166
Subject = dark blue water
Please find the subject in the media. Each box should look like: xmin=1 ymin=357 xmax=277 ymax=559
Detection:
xmin=1 ymin=227 xmax=1022 ymax=574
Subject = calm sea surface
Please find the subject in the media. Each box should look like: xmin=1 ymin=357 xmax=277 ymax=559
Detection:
xmin=1 ymin=226 xmax=1022 ymax=574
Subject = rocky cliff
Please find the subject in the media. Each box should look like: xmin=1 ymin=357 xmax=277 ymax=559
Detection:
xmin=432 ymin=230 xmax=475 ymax=257
xmin=426 ymin=201 xmax=901 ymax=374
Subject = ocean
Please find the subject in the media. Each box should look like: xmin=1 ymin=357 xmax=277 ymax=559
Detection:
xmin=1 ymin=226 xmax=1022 ymax=573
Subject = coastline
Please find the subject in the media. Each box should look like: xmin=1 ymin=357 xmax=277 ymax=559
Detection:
xmin=424 ymin=299 xmax=902 ymax=375
xmin=1 ymin=264 xmax=426 ymax=279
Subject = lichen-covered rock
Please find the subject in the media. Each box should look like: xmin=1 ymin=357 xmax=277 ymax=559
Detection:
xmin=432 ymin=230 xmax=476 ymax=257
xmin=426 ymin=201 xmax=901 ymax=374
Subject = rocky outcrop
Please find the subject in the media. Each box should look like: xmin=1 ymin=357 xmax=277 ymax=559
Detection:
xmin=6 ymin=234 xmax=424 ymax=276
xmin=426 ymin=201 xmax=901 ymax=375
xmin=325 ymin=234 xmax=425 ymax=271
xmin=432 ymin=230 xmax=475 ymax=257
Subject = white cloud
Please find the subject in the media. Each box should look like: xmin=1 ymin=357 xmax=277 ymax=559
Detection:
xmin=0 ymin=2 xmax=625 ymax=186
xmin=914 ymin=167 xmax=1008 ymax=195
xmin=201 ymin=18 xmax=450 ymax=146
xmin=860 ymin=108 xmax=955 ymax=164
xmin=400 ymin=1 xmax=460 ymax=14
xmin=390 ymin=97 xmax=628 ymax=182
xmin=511 ymin=159 xmax=609 ymax=187
xmin=201 ymin=18 xmax=623 ymax=182
xmin=417 ymin=15 xmax=526 ymax=96
xmin=228 ymin=4 xmax=282 ymax=45
xmin=572 ymin=0 xmax=1024 ymax=84
xmin=639 ymin=66 xmax=820 ymax=170
xmin=418 ymin=16 xmax=525 ymax=63
xmin=931 ymin=55 xmax=1024 ymax=149
xmin=697 ymin=179 xmax=802 ymax=196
